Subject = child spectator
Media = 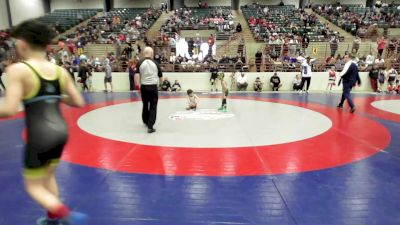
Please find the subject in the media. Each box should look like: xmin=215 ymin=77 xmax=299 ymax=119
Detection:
xmin=327 ymin=66 xmax=336 ymax=91
xmin=171 ymin=80 xmax=182 ymax=92
xmin=186 ymin=89 xmax=199 ymax=110
xmin=254 ymin=77 xmax=263 ymax=92
xmin=270 ymin=72 xmax=282 ymax=91
xmin=161 ymin=77 xmax=171 ymax=91
xmin=293 ymin=74 xmax=302 ymax=91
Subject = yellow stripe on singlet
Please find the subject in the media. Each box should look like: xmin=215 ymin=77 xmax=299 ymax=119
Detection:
xmin=23 ymin=62 xmax=63 ymax=100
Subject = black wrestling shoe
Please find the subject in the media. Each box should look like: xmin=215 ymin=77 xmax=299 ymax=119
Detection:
xmin=350 ymin=107 xmax=356 ymax=113
xmin=148 ymin=128 xmax=156 ymax=134
xmin=337 ymin=105 xmax=343 ymax=109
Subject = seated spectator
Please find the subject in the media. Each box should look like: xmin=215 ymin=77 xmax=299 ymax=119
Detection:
xmin=161 ymin=77 xmax=171 ymax=91
xmin=293 ymin=74 xmax=302 ymax=91
xmin=365 ymin=52 xmax=375 ymax=66
xmin=236 ymin=71 xmax=248 ymax=91
xmin=374 ymin=55 xmax=385 ymax=68
xmin=171 ymin=80 xmax=182 ymax=92
xmin=270 ymin=72 xmax=282 ymax=91
xmin=254 ymin=77 xmax=263 ymax=92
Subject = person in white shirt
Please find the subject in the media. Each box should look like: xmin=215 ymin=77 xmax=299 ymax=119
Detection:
xmin=374 ymin=56 xmax=385 ymax=67
xmin=293 ymin=74 xmax=302 ymax=91
xmin=365 ymin=52 xmax=375 ymax=65
xmin=236 ymin=71 xmax=248 ymax=91
xmin=300 ymin=57 xmax=315 ymax=93
xmin=186 ymin=89 xmax=199 ymax=110
xmin=104 ymin=61 xmax=113 ymax=92
xmin=387 ymin=65 xmax=398 ymax=93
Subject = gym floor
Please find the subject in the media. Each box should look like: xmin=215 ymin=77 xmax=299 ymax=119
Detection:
xmin=0 ymin=92 xmax=399 ymax=225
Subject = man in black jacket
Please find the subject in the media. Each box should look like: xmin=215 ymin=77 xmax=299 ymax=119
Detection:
xmin=337 ymin=54 xmax=361 ymax=113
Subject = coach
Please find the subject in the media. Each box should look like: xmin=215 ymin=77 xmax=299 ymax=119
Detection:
xmin=337 ymin=53 xmax=361 ymax=113
xmin=135 ymin=47 xmax=163 ymax=133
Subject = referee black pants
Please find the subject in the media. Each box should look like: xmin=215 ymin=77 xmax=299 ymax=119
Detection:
xmin=301 ymin=77 xmax=311 ymax=91
xmin=140 ymin=85 xmax=158 ymax=129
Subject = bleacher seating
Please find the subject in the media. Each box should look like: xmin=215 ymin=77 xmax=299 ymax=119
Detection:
xmin=37 ymin=9 xmax=100 ymax=32
xmin=86 ymin=8 xmax=161 ymax=42
xmin=162 ymin=7 xmax=235 ymax=41
xmin=241 ymin=5 xmax=343 ymax=43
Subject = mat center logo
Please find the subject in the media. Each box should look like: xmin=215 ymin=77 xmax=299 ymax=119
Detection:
xmin=169 ymin=109 xmax=235 ymax=121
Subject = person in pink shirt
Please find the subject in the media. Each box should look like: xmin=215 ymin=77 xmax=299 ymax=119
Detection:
xmin=377 ymin=36 xmax=386 ymax=57
xmin=67 ymin=40 xmax=75 ymax=54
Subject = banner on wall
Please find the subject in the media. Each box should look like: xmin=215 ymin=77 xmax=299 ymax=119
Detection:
xmin=312 ymin=47 xmax=318 ymax=55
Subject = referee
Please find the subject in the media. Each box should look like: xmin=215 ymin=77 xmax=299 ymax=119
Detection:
xmin=337 ymin=53 xmax=361 ymax=113
xmin=135 ymin=47 xmax=163 ymax=133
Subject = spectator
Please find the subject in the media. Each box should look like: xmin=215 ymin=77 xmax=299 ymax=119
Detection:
xmin=236 ymin=23 xmax=242 ymax=33
xmin=161 ymin=77 xmax=171 ymax=91
xmin=128 ymin=59 xmax=137 ymax=91
xmin=378 ymin=66 xmax=386 ymax=92
xmin=255 ymin=50 xmax=262 ymax=72
xmin=171 ymin=80 xmax=182 ymax=92
xmin=123 ymin=44 xmax=133 ymax=60
xmin=387 ymin=38 xmax=397 ymax=58
xmin=369 ymin=65 xmax=380 ymax=92
xmin=329 ymin=36 xmax=339 ymax=56
xmin=104 ymin=61 xmax=113 ymax=92
xmin=63 ymin=60 xmax=75 ymax=82
xmin=387 ymin=65 xmax=398 ymax=93
xmin=352 ymin=36 xmax=361 ymax=54
xmin=186 ymin=89 xmax=199 ymax=110
xmin=365 ymin=52 xmax=375 ymax=66
xmin=374 ymin=55 xmax=385 ymax=68
xmin=270 ymin=72 xmax=282 ymax=91
xmin=293 ymin=74 xmax=302 ymax=91
xmin=236 ymin=71 xmax=248 ymax=91
xmin=78 ymin=60 xmax=91 ymax=92
xmin=188 ymin=38 xmax=194 ymax=57
xmin=254 ymin=77 xmax=263 ymax=92
xmin=210 ymin=64 xmax=219 ymax=92
xmin=377 ymin=36 xmax=386 ymax=57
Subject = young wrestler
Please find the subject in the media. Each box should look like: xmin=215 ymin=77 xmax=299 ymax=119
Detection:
xmin=218 ymin=72 xmax=229 ymax=112
xmin=0 ymin=20 xmax=87 ymax=225
xmin=327 ymin=66 xmax=336 ymax=91
xmin=186 ymin=89 xmax=199 ymax=110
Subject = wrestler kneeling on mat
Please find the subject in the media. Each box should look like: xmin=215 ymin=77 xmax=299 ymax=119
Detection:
xmin=0 ymin=20 xmax=87 ymax=225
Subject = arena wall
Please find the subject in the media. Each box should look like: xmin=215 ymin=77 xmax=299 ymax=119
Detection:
xmin=10 ymin=0 xmax=45 ymax=25
xmin=2 ymin=72 xmax=373 ymax=92
xmin=51 ymin=0 xmax=103 ymax=10
xmin=0 ymin=0 xmax=10 ymax=29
